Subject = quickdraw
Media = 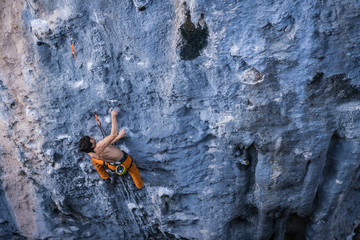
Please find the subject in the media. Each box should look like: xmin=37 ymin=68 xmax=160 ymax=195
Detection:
xmin=72 ymin=41 xmax=77 ymax=59
xmin=95 ymin=114 xmax=107 ymax=138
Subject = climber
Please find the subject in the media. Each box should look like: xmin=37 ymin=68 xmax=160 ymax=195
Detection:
xmin=78 ymin=109 xmax=143 ymax=189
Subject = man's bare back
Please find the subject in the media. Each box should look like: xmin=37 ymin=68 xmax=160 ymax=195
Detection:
xmin=88 ymin=145 xmax=124 ymax=163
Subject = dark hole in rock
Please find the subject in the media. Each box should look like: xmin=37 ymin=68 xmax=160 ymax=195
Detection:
xmin=138 ymin=6 xmax=146 ymax=11
xmin=54 ymin=152 xmax=63 ymax=161
xmin=178 ymin=10 xmax=208 ymax=61
xmin=36 ymin=41 xmax=46 ymax=46
xmin=353 ymin=222 xmax=360 ymax=240
xmin=284 ymin=214 xmax=308 ymax=240
xmin=310 ymin=72 xmax=324 ymax=85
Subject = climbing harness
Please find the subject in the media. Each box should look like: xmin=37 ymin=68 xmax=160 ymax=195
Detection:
xmin=95 ymin=114 xmax=107 ymax=138
xmin=71 ymin=41 xmax=77 ymax=59
xmin=110 ymin=151 xmax=134 ymax=176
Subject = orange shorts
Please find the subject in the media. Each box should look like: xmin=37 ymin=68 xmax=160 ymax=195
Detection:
xmin=92 ymin=153 xmax=143 ymax=189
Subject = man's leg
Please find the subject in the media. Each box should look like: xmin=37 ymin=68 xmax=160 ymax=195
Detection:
xmin=92 ymin=158 xmax=110 ymax=180
xmin=128 ymin=162 xmax=143 ymax=189
xmin=123 ymin=155 xmax=143 ymax=189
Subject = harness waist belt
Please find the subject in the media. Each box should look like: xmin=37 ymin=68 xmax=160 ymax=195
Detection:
xmin=109 ymin=151 xmax=128 ymax=166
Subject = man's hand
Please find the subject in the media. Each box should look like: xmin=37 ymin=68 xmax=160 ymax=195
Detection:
xmin=110 ymin=108 xmax=118 ymax=117
xmin=118 ymin=129 xmax=127 ymax=139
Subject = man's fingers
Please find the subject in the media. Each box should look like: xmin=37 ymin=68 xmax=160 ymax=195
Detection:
xmin=119 ymin=129 xmax=127 ymax=137
xmin=110 ymin=109 xmax=118 ymax=116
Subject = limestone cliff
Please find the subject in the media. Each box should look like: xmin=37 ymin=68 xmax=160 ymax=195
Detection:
xmin=1 ymin=0 xmax=360 ymax=239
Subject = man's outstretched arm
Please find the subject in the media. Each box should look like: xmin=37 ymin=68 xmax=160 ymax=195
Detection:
xmin=96 ymin=109 xmax=119 ymax=152
xmin=109 ymin=108 xmax=118 ymax=137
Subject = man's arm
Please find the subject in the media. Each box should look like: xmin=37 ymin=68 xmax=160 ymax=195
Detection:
xmin=110 ymin=109 xmax=118 ymax=136
xmin=95 ymin=109 xmax=119 ymax=152
xmin=111 ymin=129 xmax=127 ymax=145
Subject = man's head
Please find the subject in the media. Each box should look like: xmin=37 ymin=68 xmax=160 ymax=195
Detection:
xmin=78 ymin=136 xmax=95 ymax=153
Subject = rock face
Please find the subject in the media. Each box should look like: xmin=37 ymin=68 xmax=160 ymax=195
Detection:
xmin=1 ymin=0 xmax=360 ymax=239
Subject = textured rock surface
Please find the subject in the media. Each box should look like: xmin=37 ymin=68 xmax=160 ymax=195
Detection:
xmin=1 ymin=0 xmax=360 ymax=239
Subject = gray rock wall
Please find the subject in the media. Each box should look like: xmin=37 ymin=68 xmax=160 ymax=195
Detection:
xmin=1 ymin=0 xmax=360 ymax=239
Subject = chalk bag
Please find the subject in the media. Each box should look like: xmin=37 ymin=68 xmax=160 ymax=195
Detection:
xmin=116 ymin=164 xmax=127 ymax=176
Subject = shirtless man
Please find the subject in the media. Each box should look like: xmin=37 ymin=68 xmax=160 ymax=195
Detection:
xmin=78 ymin=109 xmax=143 ymax=189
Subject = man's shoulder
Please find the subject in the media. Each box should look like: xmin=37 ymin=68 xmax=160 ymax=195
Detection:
xmin=88 ymin=151 xmax=101 ymax=159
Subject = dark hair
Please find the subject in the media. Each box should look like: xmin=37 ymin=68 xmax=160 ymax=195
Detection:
xmin=78 ymin=136 xmax=94 ymax=153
